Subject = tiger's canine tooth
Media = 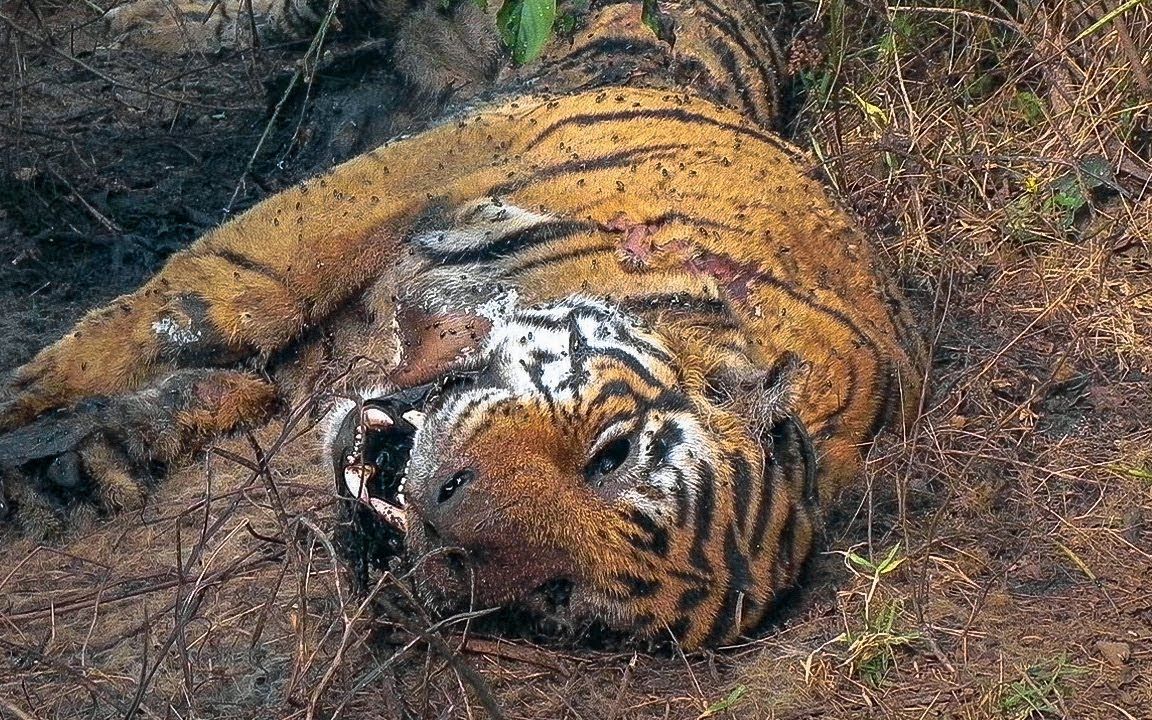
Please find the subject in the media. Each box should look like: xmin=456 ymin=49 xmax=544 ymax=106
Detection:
xmin=343 ymin=463 xmax=376 ymax=500
xmin=401 ymin=410 xmax=426 ymax=429
xmin=369 ymin=498 xmax=408 ymax=531
xmin=362 ymin=406 xmax=393 ymax=428
xmin=343 ymin=465 xmax=366 ymax=499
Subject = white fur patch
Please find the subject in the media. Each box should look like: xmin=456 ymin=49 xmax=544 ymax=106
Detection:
xmin=414 ymin=199 xmax=553 ymax=256
xmin=476 ymin=296 xmax=675 ymax=404
xmin=629 ymin=413 xmax=713 ymax=523
xmin=151 ymin=316 xmax=201 ymax=346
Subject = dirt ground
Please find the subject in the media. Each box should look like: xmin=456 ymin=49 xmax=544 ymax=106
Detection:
xmin=1 ymin=1 xmax=1150 ymax=719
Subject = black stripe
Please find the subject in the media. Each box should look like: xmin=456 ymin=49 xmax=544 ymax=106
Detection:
xmin=789 ymin=417 xmax=820 ymax=509
xmin=203 ymin=248 xmax=286 ymax=285
xmin=618 ymin=574 xmax=661 ymax=598
xmin=611 ymin=329 xmax=676 ymax=367
xmin=484 ymin=144 xmax=683 ymax=197
xmin=725 ymin=524 xmax=752 ymax=590
xmin=546 ymin=36 xmax=668 ymax=74
xmin=648 ymin=389 xmax=693 ymax=413
xmin=731 ymin=454 xmax=756 ymax=536
xmin=688 ymin=464 xmax=716 ymax=572
xmin=755 ymin=280 xmax=883 ymax=429
xmin=666 ymin=616 xmax=691 ymax=640
xmin=524 ymin=108 xmax=782 ymax=153
xmin=645 ymin=210 xmax=746 ymax=235
xmin=882 ymin=287 xmax=924 ymax=369
xmin=520 ymin=349 xmax=562 ymax=411
xmin=509 ymin=241 xmax=614 ymax=274
xmin=624 ymin=509 xmax=669 ymax=557
xmin=451 ymin=393 xmax=506 ymax=433
xmin=775 ymin=503 xmax=798 ymax=578
xmin=749 ymin=446 xmax=777 ymax=552
xmin=712 ymin=41 xmax=770 ymax=131
xmin=593 ymin=347 xmax=665 ymax=390
xmin=561 ymin=306 xmax=677 ymax=366
xmin=420 ymin=219 xmax=593 ymax=265
xmin=696 ymin=0 xmax=778 ymax=123
xmin=643 ymin=420 xmax=692 ymax=525
xmin=705 ymin=526 xmax=752 ymax=645
xmin=863 ymin=363 xmax=897 ymax=447
xmin=589 ymin=408 xmax=637 ymax=438
xmin=584 ymin=378 xmax=634 ymax=410
xmin=617 ymin=292 xmax=737 ymax=326
xmin=677 ymin=586 xmax=710 ymax=613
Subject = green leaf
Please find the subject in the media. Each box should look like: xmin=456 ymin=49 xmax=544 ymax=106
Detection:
xmin=1073 ymin=0 xmax=1148 ymax=42
xmin=497 ymin=0 xmax=557 ymax=65
xmin=846 ymin=550 xmax=876 ymax=572
xmin=698 ymin=685 xmax=748 ymax=718
xmin=641 ymin=0 xmax=677 ymax=45
xmin=1115 ymin=465 xmax=1152 ymax=481
xmin=1011 ymin=91 xmax=1045 ymax=126
xmin=875 ymin=545 xmax=906 ymax=575
xmin=843 ymin=86 xmax=888 ymax=129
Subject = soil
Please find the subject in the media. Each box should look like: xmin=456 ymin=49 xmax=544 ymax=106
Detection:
xmin=1 ymin=2 xmax=1150 ymax=719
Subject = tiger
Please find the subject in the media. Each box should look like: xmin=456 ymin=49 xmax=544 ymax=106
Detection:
xmin=0 ymin=0 xmax=926 ymax=648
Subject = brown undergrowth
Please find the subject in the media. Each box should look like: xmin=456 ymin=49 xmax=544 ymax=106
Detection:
xmin=1 ymin=1 xmax=1150 ymax=718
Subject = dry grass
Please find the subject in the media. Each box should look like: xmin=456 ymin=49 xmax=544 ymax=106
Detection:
xmin=1 ymin=1 xmax=1150 ymax=718
xmin=764 ymin=0 xmax=1152 ymax=716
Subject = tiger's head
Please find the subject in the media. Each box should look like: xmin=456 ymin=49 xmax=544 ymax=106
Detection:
xmin=331 ymin=296 xmax=821 ymax=648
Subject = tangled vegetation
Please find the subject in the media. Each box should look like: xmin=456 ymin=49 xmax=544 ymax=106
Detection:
xmin=0 ymin=0 xmax=1148 ymax=718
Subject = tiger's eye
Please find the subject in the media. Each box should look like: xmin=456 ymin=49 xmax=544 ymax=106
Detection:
xmin=584 ymin=437 xmax=631 ymax=483
xmin=438 ymin=469 xmax=475 ymax=504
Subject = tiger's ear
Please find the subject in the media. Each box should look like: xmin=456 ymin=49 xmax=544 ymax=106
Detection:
xmin=704 ymin=352 xmax=810 ymax=432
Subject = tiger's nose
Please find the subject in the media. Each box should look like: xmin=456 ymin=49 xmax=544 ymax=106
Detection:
xmin=437 ymin=468 xmax=475 ymax=504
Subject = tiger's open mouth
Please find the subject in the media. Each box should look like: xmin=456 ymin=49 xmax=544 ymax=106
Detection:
xmin=331 ymin=392 xmax=427 ymax=540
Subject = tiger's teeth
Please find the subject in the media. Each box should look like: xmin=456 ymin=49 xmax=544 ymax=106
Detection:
xmin=402 ymin=410 xmax=426 ymax=429
xmin=344 ymin=465 xmax=366 ymax=499
xmin=362 ymin=406 xmax=393 ymax=429
xmin=369 ymin=498 xmax=408 ymax=532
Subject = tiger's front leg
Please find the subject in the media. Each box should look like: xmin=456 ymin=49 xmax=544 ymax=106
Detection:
xmin=0 ymin=194 xmax=403 ymax=524
xmin=0 ymin=369 xmax=277 ymax=536
xmin=0 ymin=100 xmax=541 ymax=526
xmin=0 ymin=246 xmax=316 ymax=431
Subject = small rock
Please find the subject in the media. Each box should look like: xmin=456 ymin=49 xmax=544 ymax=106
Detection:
xmin=1096 ymin=640 xmax=1131 ymax=668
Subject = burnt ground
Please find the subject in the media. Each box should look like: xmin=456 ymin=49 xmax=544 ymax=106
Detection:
xmin=0 ymin=1 xmax=1150 ymax=719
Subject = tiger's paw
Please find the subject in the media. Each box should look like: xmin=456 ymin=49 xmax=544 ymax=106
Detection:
xmin=0 ymin=370 xmax=277 ymax=537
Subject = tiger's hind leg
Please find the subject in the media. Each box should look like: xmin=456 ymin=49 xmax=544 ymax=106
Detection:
xmin=104 ymin=0 xmax=281 ymax=53
xmin=0 ymin=370 xmax=276 ymax=537
xmin=103 ymin=0 xmax=503 ymax=98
